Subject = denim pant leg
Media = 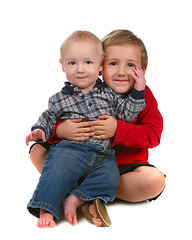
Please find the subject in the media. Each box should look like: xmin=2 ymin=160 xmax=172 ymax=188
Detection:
xmin=71 ymin=147 xmax=120 ymax=204
xmin=27 ymin=141 xmax=92 ymax=219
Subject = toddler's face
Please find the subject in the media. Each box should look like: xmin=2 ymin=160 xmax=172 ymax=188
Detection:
xmin=62 ymin=40 xmax=103 ymax=94
xmin=103 ymin=44 xmax=142 ymax=94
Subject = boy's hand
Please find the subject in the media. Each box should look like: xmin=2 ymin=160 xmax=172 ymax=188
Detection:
xmin=26 ymin=129 xmax=46 ymax=146
xmin=129 ymin=66 xmax=146 ymax=91
xmin=56 ymin=119 xmax=95 ymax=141
xmin=92 ymin=115 xmax=117 ymax=140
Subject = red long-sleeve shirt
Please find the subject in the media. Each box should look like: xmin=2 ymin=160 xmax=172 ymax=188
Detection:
xmin=113 ymin=85 xmax=163 ymax=165
xmin=49 ymin=85 xmax=163 ymax=166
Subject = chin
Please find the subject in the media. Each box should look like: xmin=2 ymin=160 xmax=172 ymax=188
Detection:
xmin=113 ymin=87 xmax=129 ymax=94
xmin=112 ymin=82 xmax=132 ymax=93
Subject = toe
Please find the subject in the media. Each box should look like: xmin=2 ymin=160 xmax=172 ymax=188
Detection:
xmin=45 ymin=220 xmax=50 ymax=227
xmin=89 ymin=204 xmax=97 ymax=217
xmin=92 ymin=217 xmax=102 ymax=227
xmin=72 ymin=216 xmax=77 ymax=226
xmin=89 ymin=204 xmax=102 ymax=227
xmin=36 ymin=219 xmax=41 ymax=228
xmin=50 ymin=220 xmax=56 ymax=228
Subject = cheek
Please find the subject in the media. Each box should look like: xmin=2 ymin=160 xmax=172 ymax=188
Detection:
xmin=65 ymin=71 xmax=74 ymax=81
xmin=102 ymin=69 xmax=112 ymax=85
xmin=66 ymin=67 xmax=75 ymax=75
xmin=88 ymin=65 xmax=100 ymax=74
xmin=129 ymin=78 xmax=135 ymax=88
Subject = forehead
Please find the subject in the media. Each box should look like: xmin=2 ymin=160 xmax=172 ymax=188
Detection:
xmin=63 ymin=39 xmax=102 ymax=59
xmin=105 ymin=44 xmax=141 ymax=64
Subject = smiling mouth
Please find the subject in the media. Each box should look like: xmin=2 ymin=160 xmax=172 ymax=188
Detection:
xmin=114 ymin=79 xmax=129 ymax=82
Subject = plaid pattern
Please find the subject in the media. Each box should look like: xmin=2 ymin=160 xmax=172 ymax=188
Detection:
xmin=32 ymin=79 xmax=145 ymax=148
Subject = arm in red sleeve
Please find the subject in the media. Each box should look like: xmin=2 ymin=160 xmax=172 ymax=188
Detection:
xmin=112 ymin=86 xmax=163 ymax=149
xmin=48 ymin=121 xmax=63 ymax=144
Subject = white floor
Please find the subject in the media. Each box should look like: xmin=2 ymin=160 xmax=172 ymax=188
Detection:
xmin=1 ymin=1 xmax=192 ymax=239
xmin=2 ymin=171 xmax=192 ymax=240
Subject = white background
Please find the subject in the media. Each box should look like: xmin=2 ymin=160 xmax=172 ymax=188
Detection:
xmin=1 ymin=0 xmax=192 ymax=239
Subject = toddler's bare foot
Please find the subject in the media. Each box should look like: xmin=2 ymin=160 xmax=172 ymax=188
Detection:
xmin=37 ymin=209 xmax=55 ymax=228
xmin=62 ymin=195 xmax=85 ymax=225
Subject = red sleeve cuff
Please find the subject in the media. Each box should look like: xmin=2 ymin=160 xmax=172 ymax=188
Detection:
xmin=48 ymin=121 xmax=64 ymax=144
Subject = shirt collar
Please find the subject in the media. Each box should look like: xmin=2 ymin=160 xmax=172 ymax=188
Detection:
xmin=61 ymin=78 xmax=106 ymax=94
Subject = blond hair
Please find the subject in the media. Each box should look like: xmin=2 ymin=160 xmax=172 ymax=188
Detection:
xmin=102 ymin=29 xmax=148 ymax=71
xmin=60 ymin=30 xmax=104 ymax=62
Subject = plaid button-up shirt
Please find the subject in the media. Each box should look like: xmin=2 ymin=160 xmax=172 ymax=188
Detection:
xmin=32 ymin=79 xmax=145 ymax=148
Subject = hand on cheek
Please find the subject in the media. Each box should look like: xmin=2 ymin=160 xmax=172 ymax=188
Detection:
xmin=129 ymin=66 xmax=146 ymax=91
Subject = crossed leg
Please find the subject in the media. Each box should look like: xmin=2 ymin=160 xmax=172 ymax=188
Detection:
xmin=80 ymin=166 xmax=165 ymax=226
xmin=116 ymin=166 xmax=165 ymax=202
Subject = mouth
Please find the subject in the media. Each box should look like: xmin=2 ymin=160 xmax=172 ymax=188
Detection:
xmin=77 ymin=76 xmax=88 ymax=80
xmin=114 ymin=79 xmax=129 ymax=82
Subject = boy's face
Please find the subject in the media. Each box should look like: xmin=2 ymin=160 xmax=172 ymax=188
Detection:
xmin=61 ymin=40 xmax=103 ymax=94
xmin=103 ymin=44 xmax=142 ymax=94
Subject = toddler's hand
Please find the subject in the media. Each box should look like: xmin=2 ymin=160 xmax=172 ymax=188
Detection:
xmin=129 ymin=66 xmax=146 ymax=91
xmin=26 ymin=129 xmax=46 ymax=146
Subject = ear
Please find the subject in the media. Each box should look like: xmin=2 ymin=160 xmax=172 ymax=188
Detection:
xmin=99 ymin=70 xmax=103 ymax=76
xmin=59 ymin=59 xmax=65 ymax=72
xmin=99 ymin=63 xmax=103 ymax=76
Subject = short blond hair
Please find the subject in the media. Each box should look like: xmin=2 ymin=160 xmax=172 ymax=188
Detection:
xmin=60 ymin=30 xmax=104 ymax=62
xmin=102 ymin=29 xmax=148 ymax=71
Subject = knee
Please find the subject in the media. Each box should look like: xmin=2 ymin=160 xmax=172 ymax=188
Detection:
xmin=145 ymin=169 xmax=165 ymax=196
xmin=30 ymin=144 xmax=48 ymax=165
xmin=105 ymin=167 xmax=120 ymax=188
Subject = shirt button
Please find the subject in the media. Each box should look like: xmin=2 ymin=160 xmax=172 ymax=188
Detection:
xmin=88 ymin=103 xmax=92 ymax=107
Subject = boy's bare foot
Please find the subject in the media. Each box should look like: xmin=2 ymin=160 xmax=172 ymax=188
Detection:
xmin=37 ymin=209 xmax=55 ymax=228
xmin=81 ymin=203 xmax=102 ymax=227
xmin=62 ymin=195 xmax=85 ymax=225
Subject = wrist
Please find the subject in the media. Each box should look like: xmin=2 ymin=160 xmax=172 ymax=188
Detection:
xmin=55 ymin=122 xmax=65 ymax=139
xmin=131 ymin=88 xmax=145 ymax=100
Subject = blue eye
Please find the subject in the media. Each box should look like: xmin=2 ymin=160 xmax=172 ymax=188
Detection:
xmin=69 ymin=61 xmax=76 ymax=65
xmin=86 ymin=61 xmax=92 ymax=64
xmin=128 ymin=63 xmax=135 ymax=67
xmin=110 ymin=62 xmax=117 ymax=66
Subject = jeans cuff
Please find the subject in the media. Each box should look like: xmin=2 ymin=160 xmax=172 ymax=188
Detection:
xmin=70 ymin=189 xmax=115 ymax=204
xmin=27 ymin=200 xmax=60 ymax=219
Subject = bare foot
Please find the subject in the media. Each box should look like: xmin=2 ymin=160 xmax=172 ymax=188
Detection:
xmin=62 ymin=195 xmax=85 ymax=225
xmin=37 ymin=209 xmax=55 ymax=228
xmin=81 ymin=204 xmax=102 ymax=227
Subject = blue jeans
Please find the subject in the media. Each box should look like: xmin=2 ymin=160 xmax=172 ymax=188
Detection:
xmin=27 ymin=141 xmax=120 ymax=219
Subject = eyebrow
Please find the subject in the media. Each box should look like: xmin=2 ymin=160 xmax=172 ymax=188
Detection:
xmin=105 ymin=57 xmax=139 ymax=64
xmin=127 ymin=59 xmax=139 ymax=64
xmin=105 ymin=58 xmax=118 ymax=61
xmin=64 ymin=57 xmax=94 ymax=61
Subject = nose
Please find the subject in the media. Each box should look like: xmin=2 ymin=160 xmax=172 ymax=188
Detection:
xmin=117 ymin=65 xmax=126 ymax=76
xmin=77 ymin=63 xmax=84 ymax=73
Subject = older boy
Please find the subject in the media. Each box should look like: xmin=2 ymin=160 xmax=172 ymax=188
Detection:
xmin=26 ymin=30 xmax=146 ymax=228
xmin=100 ymin=30 xmax=165 ymax=201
